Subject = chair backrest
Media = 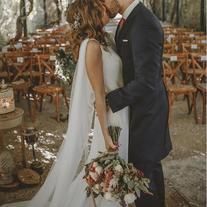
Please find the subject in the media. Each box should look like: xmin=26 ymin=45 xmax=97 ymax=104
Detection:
xmin=162 ymin=53 xmax=188 ymax=86
xmin=164 ymin=44 xmax=178 ymax=53
xmin=4 ymin=51 xmax=32 ymax=81
xmin=34 ymin=53 xmax=57 ymax=84
xmin=191 ymin=53 xmax=207 ymax=85
xmin=182 ymin=43 xmax=206 ymax=53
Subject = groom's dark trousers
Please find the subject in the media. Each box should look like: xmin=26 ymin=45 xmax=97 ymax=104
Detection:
xmin=107 ymin=2 xmax=172 ymax=207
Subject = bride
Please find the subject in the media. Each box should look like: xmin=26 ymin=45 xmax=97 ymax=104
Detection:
xmin=26 ymin=0 xmax=129 ymax=207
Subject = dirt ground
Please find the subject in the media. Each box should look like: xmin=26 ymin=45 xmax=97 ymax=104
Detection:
xmin=0 ymin=94 xmax=206 ymax=207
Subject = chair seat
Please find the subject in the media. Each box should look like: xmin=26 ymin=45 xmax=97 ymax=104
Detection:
xmin=0 ymin=71 xmax=13 ymax=77
xmin=167 ymin=84 xmax=197 ymax=93
xmin=197 ymin=83 xmax=207 ymax=93
xmin=12 ymin=80 xmax=31 ymax=91
xmin=182 ymin=68 xmax=205 ymax=75
xmin=33 ymin=85 xmax=64 ymax=94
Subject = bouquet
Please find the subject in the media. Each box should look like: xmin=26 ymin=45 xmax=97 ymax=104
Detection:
xmin=54 ymin=49 xmax=76 ymax=85
xmin=84 ymin=127 xmax=152 ymax=207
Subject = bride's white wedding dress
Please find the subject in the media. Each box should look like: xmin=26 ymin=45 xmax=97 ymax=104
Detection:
xmin=16 ymin=38 xmax=129 ymax=207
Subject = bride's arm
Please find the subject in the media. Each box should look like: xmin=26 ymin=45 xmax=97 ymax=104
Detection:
xmin=85 ymin=40 xmax=117 ymax=151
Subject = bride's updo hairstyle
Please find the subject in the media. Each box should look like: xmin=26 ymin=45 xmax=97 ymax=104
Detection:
xmin=66 ymin=0 xmax=107 ymax=62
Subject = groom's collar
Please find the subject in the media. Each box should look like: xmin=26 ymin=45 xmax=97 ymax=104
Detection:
xmin=122 ymin=0 xmax=139 ymax=20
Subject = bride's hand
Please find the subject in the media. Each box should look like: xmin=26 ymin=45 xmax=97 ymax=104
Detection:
xmin=104 ymin=135 xmax=118 ymax=151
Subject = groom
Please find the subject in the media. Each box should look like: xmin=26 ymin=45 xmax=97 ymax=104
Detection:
xmin=105 ymin=0 xmax=172 ymax=206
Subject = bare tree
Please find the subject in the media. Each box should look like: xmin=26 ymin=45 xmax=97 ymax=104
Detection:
xmin=10 ymin=0 xmax=33 ymax=43
xmin=54 ymin=0 xmax=62 ymax=25
xmin=43 ymin=0 xmax=48 ymax=27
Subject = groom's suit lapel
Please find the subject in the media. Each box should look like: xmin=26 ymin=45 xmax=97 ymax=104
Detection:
xmin=115 ymin=2 xmax=142 ymax=52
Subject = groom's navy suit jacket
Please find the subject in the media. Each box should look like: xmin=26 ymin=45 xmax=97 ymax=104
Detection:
xmin=107 ymin=2 xmax=172 ymax=165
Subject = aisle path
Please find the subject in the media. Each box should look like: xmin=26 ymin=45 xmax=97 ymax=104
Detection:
xmin=1 ymin=201 xmax=28 ymax=207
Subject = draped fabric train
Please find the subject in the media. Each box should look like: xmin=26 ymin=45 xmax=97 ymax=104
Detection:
xmin=27 ymin=38 xmax=129 ymax=207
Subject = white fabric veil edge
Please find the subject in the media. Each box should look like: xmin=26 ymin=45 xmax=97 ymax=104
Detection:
xmin=27 ymin=38 xmax=94 ymax=207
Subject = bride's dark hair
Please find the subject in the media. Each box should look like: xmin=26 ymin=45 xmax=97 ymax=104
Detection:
xmin=66 ymin=0 xmax=107 ymax=62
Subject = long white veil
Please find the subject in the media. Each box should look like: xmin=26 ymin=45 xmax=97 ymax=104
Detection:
xmin=27 ymin=38 xmax=129 ymax=207
xmin=27 ymin=39 xmax=94 ymax=207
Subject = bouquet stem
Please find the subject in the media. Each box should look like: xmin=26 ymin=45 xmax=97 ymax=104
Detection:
xmin=128 ymin=203 xmax=136 ymax=207
xmin=91 ymin=192 xmax=97 ymax=207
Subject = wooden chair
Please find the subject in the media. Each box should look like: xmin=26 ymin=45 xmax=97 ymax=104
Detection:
xmin=33 ymin=84 xmax=69 ymax=122
xmin=185 ymin=53 xmax=207 ymax=84
xmin=164 ymin=34 xmax=177 ymax=44
xmin=32 ymin=52 xmax=69 ymax=122
xmin=182 ymin=43 xmax=206 ymax=53
xmin=194 ymin=83 xmax=206 ymax=124
xmin=4 ymin=51 xmax=32 ymax=81
xmin=191 ymin=52 xmax=207 ymax=124
xmin=164 ymin=44 xmax=178 ymax=54
xmin=0 ymin=53 xmax=12 ymax=81
xmin=27 ymin=52 xmax=57 ymax=87
xmin=3 ymin=51 xmax=35 ymax=120
xmin=162 ymin=53 xmax=197 ymax=122
xmin=195 ymin=36 xmax=207 ymax=44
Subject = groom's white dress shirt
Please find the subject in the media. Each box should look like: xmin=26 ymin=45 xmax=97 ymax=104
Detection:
xmin=122 ymin=0 xmax=139 ymax=20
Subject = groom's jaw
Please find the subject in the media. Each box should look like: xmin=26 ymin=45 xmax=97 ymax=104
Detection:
xmin=118 ymin=0 xmax=135 ymax=14
xmin=105 ymin=0 xmax=121 ymax=17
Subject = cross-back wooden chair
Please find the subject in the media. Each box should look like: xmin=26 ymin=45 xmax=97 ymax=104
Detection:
xmin=162 ymin=53 xmax=197 ymax=122
xmin=164 ymin=43 xmax=178 ymax=54
xmin=34 ymin=53 xmax=57 ymax=85
xmin=164 ymin=34 xmax=177 ymax=44
xmin=32 ymin=52 xmax=69 ymax=122
xmin=3 ymin=51 xmax=35 ymax=120
xmin=191 ymin=53 xmax=207 ymax=124
xmin=194 ymin=36 xmax=207 ymax=44
xmin=0 ymin=53 xmax=13 ymax=81
xmin=4 ymin=51 xmax=32 ymax=81
xmin=182 ymin=43 xmax=206 ymax=53
xmin=191 ymin=53 xmax=207 ymax=84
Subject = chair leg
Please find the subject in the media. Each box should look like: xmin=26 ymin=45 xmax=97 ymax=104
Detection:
xmin=27 ymin=95 xmax=32 ymax=117
xmin=168 ymin=92 xmax=174 ymax=123
xmin=63 ymin=90 xmax=69 ymax=110
xmin=27 ymin=94 xmax=36 ymax=122
xmin=50 ymin=95 xmax=53 ymax=103
xmin=189 ymin=92 xmax=195 ymax=115
xmin=186 ymin=94 xmax=191 ymax=114
xmin=55 ymin=93 xmax=60 ymax=122
xmin=40 ymin=94 xmax=44 ymax=112
xmin=202 ymin=92 xmax=206 ymax=124
xmin=32 ymin=92 xmax=39 ymax=110
xmin=194 ymin=91 xmax=199 ymax=124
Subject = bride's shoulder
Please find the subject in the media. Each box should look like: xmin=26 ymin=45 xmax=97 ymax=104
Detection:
xmin=86 ymin=39 xmax=102 ymax=54
xmin=85 ymin=39 xmax=102 ymax=63
xmin=80 ymin=38 xmax=101 ymax=49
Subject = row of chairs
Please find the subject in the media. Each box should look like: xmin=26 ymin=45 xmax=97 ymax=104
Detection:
xmin=0 ymin=25 xmax=70 ymax=122
xmin=162 ymin=25 xmax=206 ymax=124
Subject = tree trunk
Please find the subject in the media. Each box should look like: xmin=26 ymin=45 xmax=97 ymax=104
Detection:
xmin=176 ymin=0 xmax=180 ymax=26
xmin=162 ymin=0 xmax=166 ymax=21
xmin=43 ymin=0 xmax=47 ymax=26
xmin=54 ymin=0 xmax=61 ymax=25
xmin=21 ymin=0 xmax=27 ymax=37
xmin=200 ymin=0 xmax=206 ymax=31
